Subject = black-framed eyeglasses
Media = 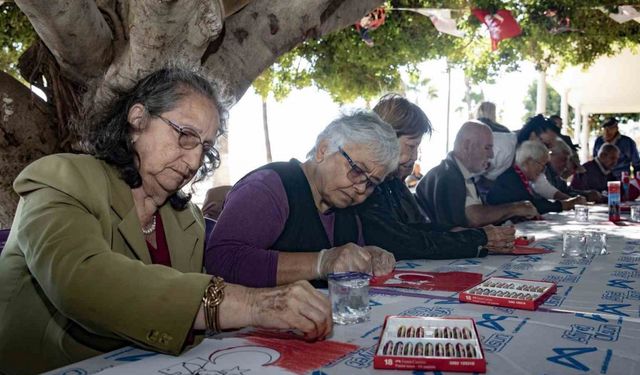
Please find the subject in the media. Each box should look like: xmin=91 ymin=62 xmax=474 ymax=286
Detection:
xmin=156 ymin=115 xmax=213 ymax=154
xmin=338 ymin=146 xmax=378 ymax=192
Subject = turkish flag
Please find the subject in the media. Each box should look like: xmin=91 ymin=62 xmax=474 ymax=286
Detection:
xmin=473 ymin=9 xmax=522 ymax=50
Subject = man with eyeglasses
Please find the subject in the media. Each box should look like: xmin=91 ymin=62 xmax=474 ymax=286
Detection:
xmin=206 ymin=111 xmax=400 ymax=288
xmin=416 ymin=122 xmax=539 ymax=229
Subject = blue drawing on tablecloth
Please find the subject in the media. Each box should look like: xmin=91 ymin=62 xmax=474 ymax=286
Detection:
xmin=543 ymin=295 xmax=566 ymax=307
xmin=607 ymin=279 xmax=635 ymax=289
xmin=52 ymin=369 xmax=87 ymax=375
xmin=560 ymin=257 xmax=592 ymax=266
xmin=627 ymin=290 xmax=640 ymax=300
xmin=498 ymin=270 xmax=522 ymax=278
xmin=395 ymin=261 xmax=423 ymax=269
xmin=343 ymin=345 xmax=376 ymax=369
xmin=501 ymin=263 xmax=533 ymax=271
xmin=543 ymin=274 xmax=578 ymax=284
xmin=617 ymin=255 xmax=640 ymax=263
xmin=602 ymin=290 xmax=626 ymax=302
xmin=369 ymin=299 xmax=382 ymax=307
xmin=615 ymin=263 xmax=638 ymax=271
xmin=576 ymin=313 xmax=608 ymax=323
xmin=610 ymin=270 xmax=640 ymax=279
xmin=562 ymin=324 xmax=620 ymax=344
xmin=483 ymin=333 xmax=513 ymax=352
xmin=103 ymin=347 xmax=160 ymax=362
xmin=475 ymin=314 xmax=515 ymax=332
xmin=399 ymin=306 xmax=453 ymax=317
xmin=546 ymin=347 xmax=598 ymax=372
xmin=552 ymin=266 xmax=579 ymax=275
xmin=596 ymin=303 xmax=631 ymax=317
xmin=516 ymin=255 xmax=542 ymax=262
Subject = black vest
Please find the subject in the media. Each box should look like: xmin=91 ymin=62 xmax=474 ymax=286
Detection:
xmin=258 ymin=159 xmax=359 ymax=252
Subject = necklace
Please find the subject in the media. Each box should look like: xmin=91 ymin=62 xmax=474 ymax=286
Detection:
xmin=142 ymin=214 xmax=157 ymax=235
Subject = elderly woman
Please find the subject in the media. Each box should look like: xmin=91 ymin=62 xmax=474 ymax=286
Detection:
xmin=357 ymin=94 xmax=515 ymax=260
xmin=206 ymin=111 xmax=398 ymax=287
xmin=487 ymin=140 xmax=585 ymax=215
xmin=0 ymin=68 xmax=331 ymax=375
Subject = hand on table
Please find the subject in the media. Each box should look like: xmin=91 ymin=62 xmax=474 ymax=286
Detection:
xmin=317 ymin=243 xmax=395 ymax=277
xmin=513 ymin=201 xmax=539 ymax=218
xmin=483 ymin=225 xmax=516 ymax=253
xmin=249 ymin=280 xmax=332 ymax=341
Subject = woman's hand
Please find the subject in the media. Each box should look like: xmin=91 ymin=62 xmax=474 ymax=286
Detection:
xmin=247 ymin=280 xmax=332 ymax=341
xmin=317 ymin=243 xmax=395 ymax=277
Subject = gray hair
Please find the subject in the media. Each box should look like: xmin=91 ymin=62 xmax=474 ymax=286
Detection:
xmin=476 ymin=101 xmax=497 ymax=121
xmin=550 ymin=137 xmax=572 ymax=155
xmin=516 ymin=140 xmax=549 ymax=166
xmin=598 ymin=143 xmax=620 ymax=157
xmin=306 ymin=111 xmax=400 ymax=175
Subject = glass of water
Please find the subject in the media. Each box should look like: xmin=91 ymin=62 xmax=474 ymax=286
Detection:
xmin=585 ymin=231 xmax=608 ymax=256
xmin=328 ymin=272 xmax=371 ymax=325
xmin=631 ymin=206 xmax=640 ymax=222
xmin=562 ymin=231 xmax=587 ymax=258
xmin=574 ymin=205 xmax=589 ymax=222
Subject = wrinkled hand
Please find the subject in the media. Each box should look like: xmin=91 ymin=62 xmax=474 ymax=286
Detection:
xmin=317 ymin=243 xmax=374 ymax=278
xmin=249 ymin=280 xmax=332 ymax=341
xmin=363 ymin=245 xmax=395 ymax=276
xmin=483 ymin=225 xmax=516 ymax=254
xmin=514 ymin=201 xmax=539 ymax=218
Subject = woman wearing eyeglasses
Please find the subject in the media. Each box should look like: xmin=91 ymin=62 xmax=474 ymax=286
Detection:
xmin=487 ymin=140 xmax=586 ymax=215
xmin=0 ymin=68 xmax=333 ymax=375
xmin=205 ymin=111 xmax=399 ymax=287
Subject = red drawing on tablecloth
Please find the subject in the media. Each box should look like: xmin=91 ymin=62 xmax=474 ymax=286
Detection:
xmin=237 ymin=330 xmax=358 ymax=374
xmin=371 ymin=271 xmax=483 ymax=292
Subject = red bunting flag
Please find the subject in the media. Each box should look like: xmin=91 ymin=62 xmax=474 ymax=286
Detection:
xmin=472 ymin=9 xmax=522 ymax=50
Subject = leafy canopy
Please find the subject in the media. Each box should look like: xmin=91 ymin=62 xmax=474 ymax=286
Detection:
xmin=256 ymin=0 xmax=640 ymax=103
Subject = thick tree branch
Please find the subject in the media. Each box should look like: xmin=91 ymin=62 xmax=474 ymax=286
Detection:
xmin=103 ymin=0 xmax=224 ymax=90
xmin=201 ymin=0 xmax=383 ymax=105
xmin=15 ymin=0 xmax=114 ymax=82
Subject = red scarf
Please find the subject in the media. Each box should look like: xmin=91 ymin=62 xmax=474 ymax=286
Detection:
xmin=514 ymin=165 xmax=535 ymax=195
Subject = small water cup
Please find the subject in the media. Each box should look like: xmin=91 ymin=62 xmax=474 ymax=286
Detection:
xmin=586 ymin=231 xmax=608 ymax=256
xmin=574 ymin=205 xmax=589 ymax=222
xmin=631 ymin=206 xmax=640 ymax=222
xmin=562 ymin=231 xmax=587 ymax=258
xmin=328 ymin=272 xmax=371 ymax=325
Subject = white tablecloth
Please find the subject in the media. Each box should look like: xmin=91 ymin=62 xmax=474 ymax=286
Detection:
xmin=46 ymin=207 xmax=640 ymax=375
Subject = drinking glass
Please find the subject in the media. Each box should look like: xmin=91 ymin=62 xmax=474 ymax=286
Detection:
xmin=562 ymin=231 xmax=587 ymax=258
xmin=585 ymin=231 xmax=608 ymax=256
xmin=574 ymin=205 xmax=589 ymax=222
xmin=631 ymin=206 xmax=640 ymax=222
xmin=328 ymin=272 xmax=371 ymax=325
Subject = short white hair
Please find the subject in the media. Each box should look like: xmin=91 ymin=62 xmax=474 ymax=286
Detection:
xmin=306 ymin=110 xmax=400 ymax=175
xmin=550 ymin=137 xmax=571 ymax=155
xmin=516 ymin=140 xmax=548 ymax=166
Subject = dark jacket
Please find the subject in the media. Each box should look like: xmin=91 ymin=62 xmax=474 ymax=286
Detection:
xmin=487 ymin=166 xmax=562 ymax=214
xmin=415 ymin=153 xmax=469 ymax=229
xmin=570 ymin=160 xmax=617 ymax=193
xmin=357 ymin=178 xmax=487 ymax=260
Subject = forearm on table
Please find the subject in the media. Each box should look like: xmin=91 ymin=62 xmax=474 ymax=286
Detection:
xmin=276 ymin=251 xmax=321 ymax=285
xmin=465 ymin=204 xmax=517 ymax=227
xmin=193 ymin=283 xmax=252 ymax=331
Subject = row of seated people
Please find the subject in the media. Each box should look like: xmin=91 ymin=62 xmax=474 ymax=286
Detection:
xmin=0 ymin=67 xmax=620 ymax=374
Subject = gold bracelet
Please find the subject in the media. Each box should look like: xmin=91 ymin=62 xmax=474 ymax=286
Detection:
xmin=202 ymin=276 xmax=225 ymax=333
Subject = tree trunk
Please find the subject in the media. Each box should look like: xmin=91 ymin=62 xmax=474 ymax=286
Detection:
xmin=0 ymin=71 xmax=59 ymax=227
xmin=1 ymin=0 xmax=384 ymax=222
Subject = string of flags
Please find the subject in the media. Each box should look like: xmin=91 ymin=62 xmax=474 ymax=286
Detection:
xmin=355 ymin=5 xmax=639 ymax=49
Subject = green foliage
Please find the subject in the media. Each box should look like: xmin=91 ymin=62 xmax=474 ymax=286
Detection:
xmin=0 ymin=3 xmax=36 ymax=80
xmin=257 ymin=0 xmax=640 ymax=103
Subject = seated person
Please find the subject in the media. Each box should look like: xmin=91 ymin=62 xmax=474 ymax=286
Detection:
xmin=202 ymin=185 xmax=232 ymax=220
xmin=357 ymin=94 xmax=515 ymax=260
xmin=0 ymin=68 xmax=332 ymax=375
xmin=546 ymin=139 xmax=601 ymax=202
xmin=571 ymin=143 xmax=620 ymax=193
xmin=593 ymin=117 xmax=640 ymax=179
xmin=416 ymin=121 xmax=538 ymax=229
xmin=206 ymin=111 xmax=398 ymax=288
xmin=488 ymin=140 xmax=586 ymax=215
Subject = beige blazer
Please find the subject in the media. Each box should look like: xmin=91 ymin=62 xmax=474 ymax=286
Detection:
xmin=0 ymin=154 xmax=212 ymax=375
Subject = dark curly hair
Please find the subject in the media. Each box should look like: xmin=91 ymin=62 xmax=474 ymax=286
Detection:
xmin=84 ymin=68 xmax=227 ymax=209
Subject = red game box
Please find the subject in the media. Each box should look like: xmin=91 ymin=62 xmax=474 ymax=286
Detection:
xmin=374 ymin=316 xmax=486 ymax=373
xmin=459 ymin=276 xmax=556 ymax=310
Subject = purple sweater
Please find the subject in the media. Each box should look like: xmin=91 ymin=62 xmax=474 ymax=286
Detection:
xmin=205 ymin=169 xmax=363 ymax=287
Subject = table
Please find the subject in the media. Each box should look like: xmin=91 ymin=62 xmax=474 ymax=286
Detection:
xmin=45 ymin=207 xmax=640 ymax=375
